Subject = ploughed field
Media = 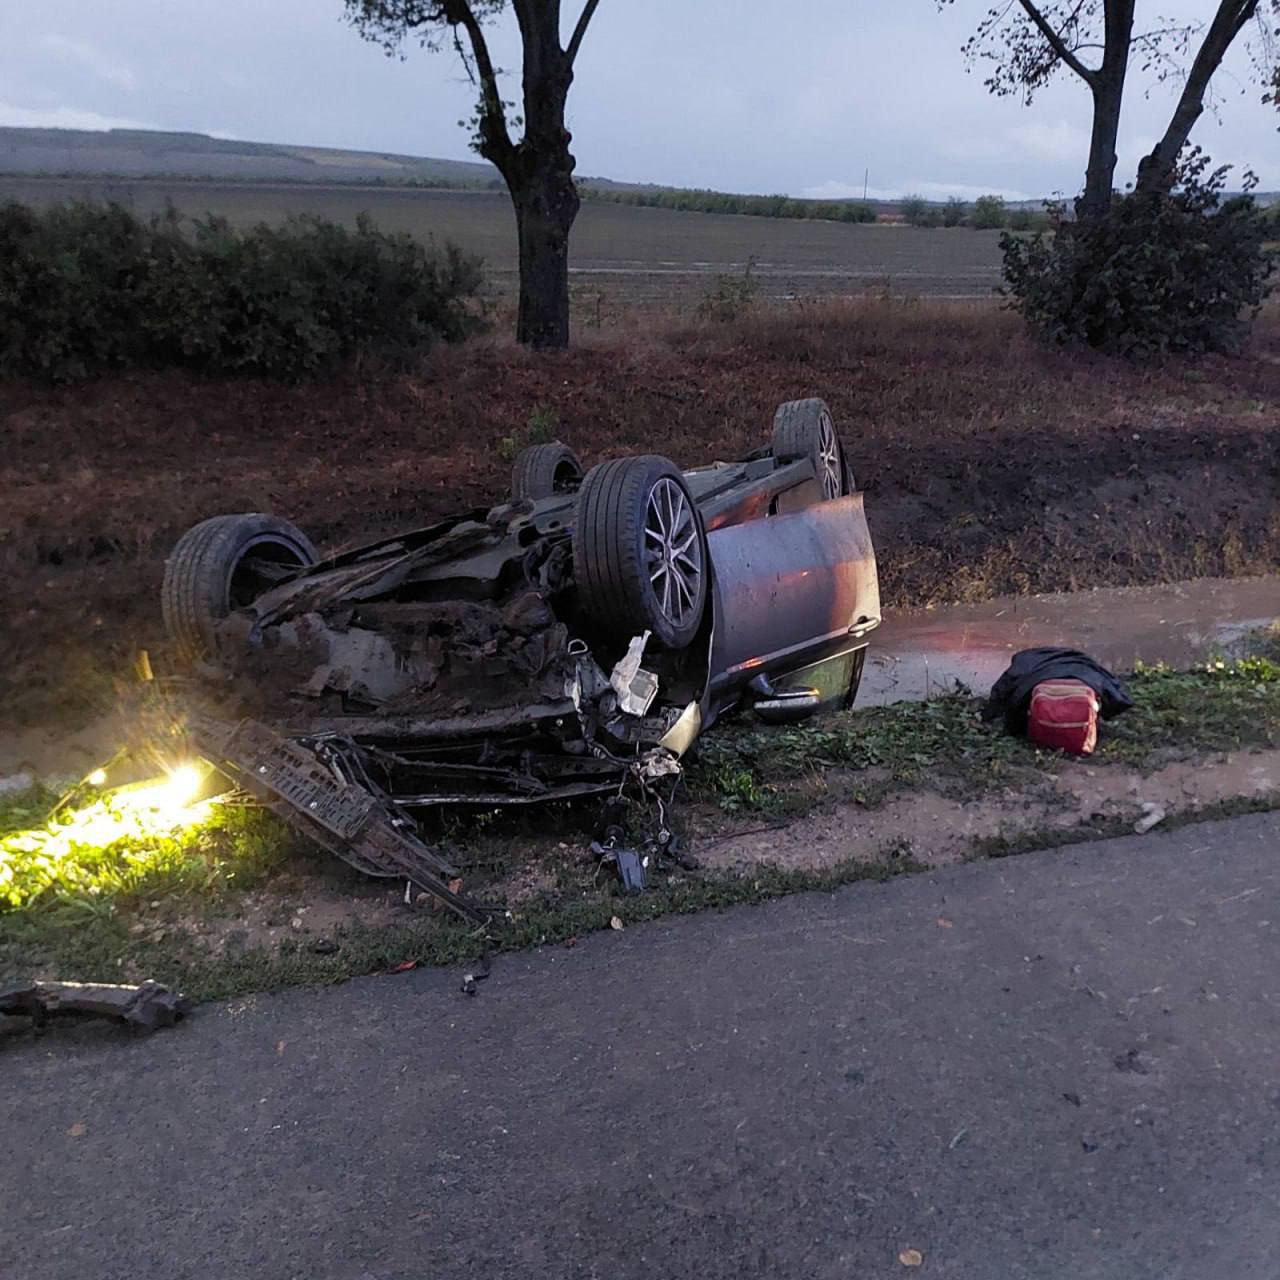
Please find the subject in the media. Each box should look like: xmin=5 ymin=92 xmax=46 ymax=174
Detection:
xmin=1 ymin=298 xmax=1276 ymax=730
xmin=0 ymin=178 xmax=1005 ymax=309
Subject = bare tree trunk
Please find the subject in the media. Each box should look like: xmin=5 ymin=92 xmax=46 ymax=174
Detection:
xmin=1136 ymin=0 xmax=1260 ymax=193
xmin=446 ymin=0 xmax=598 ymax=350
xmin=1077 ymin=0 xmax=1134 ymax=221
xmin=491 ymin=0 xmax=581 ymax=349
xmin=512 ymin=171 xmax=578 ymax=348
xmin=1079 ymin=80 xmax=1125 ymax=220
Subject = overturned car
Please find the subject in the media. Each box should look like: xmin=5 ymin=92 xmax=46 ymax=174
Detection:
xmin=163 ymin=398 xmax=880 ymax=920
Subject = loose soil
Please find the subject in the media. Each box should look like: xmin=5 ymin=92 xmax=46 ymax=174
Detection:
xmin=2 ymin=298 xmax=1277 ymax=730
xmin=701 ymin=748 xmax=1280 ymax=873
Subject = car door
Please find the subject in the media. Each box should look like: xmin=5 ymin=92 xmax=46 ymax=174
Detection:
xmin=703 ymin=492 xmax=880 ymax=700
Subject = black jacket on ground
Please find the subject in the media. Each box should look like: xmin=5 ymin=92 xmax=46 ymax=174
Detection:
xmin=981 ymin=647 xmax=1134 ymax=736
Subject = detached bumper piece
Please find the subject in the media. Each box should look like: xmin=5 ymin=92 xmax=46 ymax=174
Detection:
xmin=192 ymin=716 xmax=494 ymax=926
xmin=1 ymin=979 xmax=191 ymax=1032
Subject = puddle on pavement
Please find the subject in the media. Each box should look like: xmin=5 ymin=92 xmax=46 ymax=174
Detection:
xmin=863 ymin=576 xmax=1280 ymax=706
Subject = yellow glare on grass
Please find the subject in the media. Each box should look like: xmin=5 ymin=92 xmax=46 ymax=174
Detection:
xmin=0 ymin=762 xmax=218 ymax=869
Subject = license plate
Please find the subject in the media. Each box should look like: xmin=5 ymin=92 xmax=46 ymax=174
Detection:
xmin=223 ymin=721 xmax=374 ymax=840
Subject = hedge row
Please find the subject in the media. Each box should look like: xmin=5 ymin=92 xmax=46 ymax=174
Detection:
xmin=0 ymin=201 xmax=485 ymax=382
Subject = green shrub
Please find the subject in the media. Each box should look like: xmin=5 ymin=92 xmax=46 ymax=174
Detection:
xmin=900 ymin=194 xmax=929 ymax=226
xmin=1007 ymin=208 xmax=1034 ymax=231
xmin=0 ymin=201 xmax=485 ymax=382
xmin=1001 ymin=154 xmax=1274 ymax=358
xmin=943 ymin=197 xmax=969 ymax=227
xmin=971 ymin=194 xmax=1008 ymax=229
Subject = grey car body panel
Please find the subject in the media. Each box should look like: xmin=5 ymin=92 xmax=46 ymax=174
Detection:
xmin=704 ymin=492 xmax=880 ymax=703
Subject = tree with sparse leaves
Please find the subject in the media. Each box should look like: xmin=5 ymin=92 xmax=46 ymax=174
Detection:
xmin=345 ymin=0 xmax=601 ymax=349
xmin=941 ymin=1 xmax=1278 ymax=220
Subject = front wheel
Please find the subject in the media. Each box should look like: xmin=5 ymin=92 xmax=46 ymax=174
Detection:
xmin=573 ymin=455 xmax=708 ymax=651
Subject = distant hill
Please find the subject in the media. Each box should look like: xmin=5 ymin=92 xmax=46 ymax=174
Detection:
xmin=0 ymin=126 xmax=505 ymax=186
xmin=1 ymin=126 xmax=1271 ymax=210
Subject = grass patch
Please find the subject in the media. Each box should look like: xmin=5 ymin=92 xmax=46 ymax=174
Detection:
xmin=1 ymin=851 xmax=923 ymax=1001
xmin=691 ymin=657 xmax=1280 ymax=813
xmin=3 ymin=656 xmax=1278 ymax=999
xmin=1096 ymin=657 xmax=1280 ymax=765
xmin=0 ymin=785 xmax=298 ymax=925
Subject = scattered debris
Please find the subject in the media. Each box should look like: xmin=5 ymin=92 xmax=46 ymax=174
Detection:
xmin=899 ymin=1248 xmax=924 ymax=1267
xmin=0 ymin=979 xmax=191 ymax=1031
xmin=460 ymin=950 xmax=491 ymax=996
xmin=1134 ymin=803 xmax=1167 ymax=834
xmin=310 ymin=938 xmax=340 ymax=955
xmin=384 ymin=960 xmax=418 ymax=975
xmin=610 ymin=915 xmax=625 ymax=931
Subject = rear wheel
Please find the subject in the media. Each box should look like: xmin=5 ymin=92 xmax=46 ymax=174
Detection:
xmin=771 ymin=398 xmax=849 ymax=499
xmin=512 ymin=441 xmax=584 ymax=500
xmin=162 ymin=513 xmax=316 ymax=662
xmin=573 ymin=455 xmax=708 ymax=651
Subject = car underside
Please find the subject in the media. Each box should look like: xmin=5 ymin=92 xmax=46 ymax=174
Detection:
xmin=161 ymin=398 xmax=881 ymax=921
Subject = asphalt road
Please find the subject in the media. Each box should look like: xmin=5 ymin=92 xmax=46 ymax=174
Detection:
xmin=6 ymin=814 xmax=1280 ymax=1280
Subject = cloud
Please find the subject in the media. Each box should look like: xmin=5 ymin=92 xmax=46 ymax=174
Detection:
xmin=800 ymin=178 xmax=1035 ymax=202
xmin=0 ymin=101 xmax=155 ymax=131
xmin=41 ymin=34 xmax=137 ymax=91
xmin=1007 ymin=121 xmax=1090 ymax=165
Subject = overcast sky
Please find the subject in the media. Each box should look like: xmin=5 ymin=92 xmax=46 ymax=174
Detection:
xmin=2 ymin=1 xmax=1276 ymax=198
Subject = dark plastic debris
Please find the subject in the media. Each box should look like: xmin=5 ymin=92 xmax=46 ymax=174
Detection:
xmin=614 ymin=848 xmax=649 ymax=894
xmin=0 ymin=979 xmax=191 ymax=1031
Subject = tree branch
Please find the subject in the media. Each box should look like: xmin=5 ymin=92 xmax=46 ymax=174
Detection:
xmin=1017 ymin=0 xmax=1097 ymax=84
xmin=1138 ymin=0 xmax=1260 ymax=190
xmin=566 ymin=0 xmax=601 ymax=66
xmin=447 ymin=0 xmax=515 ymax=167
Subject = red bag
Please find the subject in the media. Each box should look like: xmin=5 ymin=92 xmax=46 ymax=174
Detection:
xmin=1027 ymin=678 xmax=1100 ymax=755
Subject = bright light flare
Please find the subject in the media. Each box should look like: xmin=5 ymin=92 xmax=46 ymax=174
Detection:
xmin=87 ymin=768 xmax=108 ymax=787
xmin=1 ymin=763 xmax=218 ymax=868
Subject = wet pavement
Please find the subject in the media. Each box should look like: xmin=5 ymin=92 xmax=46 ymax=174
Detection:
xmin=863 ymin=575 xmax=1280 ymax=705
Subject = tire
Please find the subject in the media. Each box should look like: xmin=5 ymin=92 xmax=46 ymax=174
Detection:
xmin=511 ymin=442 xmax=584 ymax=500
xmin=771 ymin=398 xmax=851 ymax=500
xmin=162 ymin=513 xmax=317 ymax=662
xmin=573 ymin=455 xmax=708 ymax=651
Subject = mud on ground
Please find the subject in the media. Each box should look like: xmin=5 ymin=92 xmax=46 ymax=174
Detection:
xmin=1 ymin=299 xmax=1277 ymax=729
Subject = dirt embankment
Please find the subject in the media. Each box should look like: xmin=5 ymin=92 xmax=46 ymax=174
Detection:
xmin=1 ymin=299 xmax=1277 ymax=728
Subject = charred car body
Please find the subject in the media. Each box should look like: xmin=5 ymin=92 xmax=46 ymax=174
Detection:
xmin=163 ymin=399 xmax=880 ymax=920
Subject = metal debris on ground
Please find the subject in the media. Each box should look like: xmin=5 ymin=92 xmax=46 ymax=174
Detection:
xmin=0 ymin=979 xmax=191 ymax=1032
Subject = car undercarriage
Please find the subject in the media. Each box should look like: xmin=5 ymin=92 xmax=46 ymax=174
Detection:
xmin=161 ymin=399 xmax=881 ymax=921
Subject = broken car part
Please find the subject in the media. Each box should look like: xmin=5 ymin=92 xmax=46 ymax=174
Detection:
xmin=1 ymin=979 xmax=191 ymax=1031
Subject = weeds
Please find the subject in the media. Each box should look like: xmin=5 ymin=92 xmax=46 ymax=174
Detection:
xmin=497 ymin=401 xmax=558 ymax=461
xmin=0 ymin=790 xmax=296 ymax=924
xmin=691 ymin=657 xmax=1280 ymax=811
xmin=696 ymin=255 xmax=760 ymax=321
